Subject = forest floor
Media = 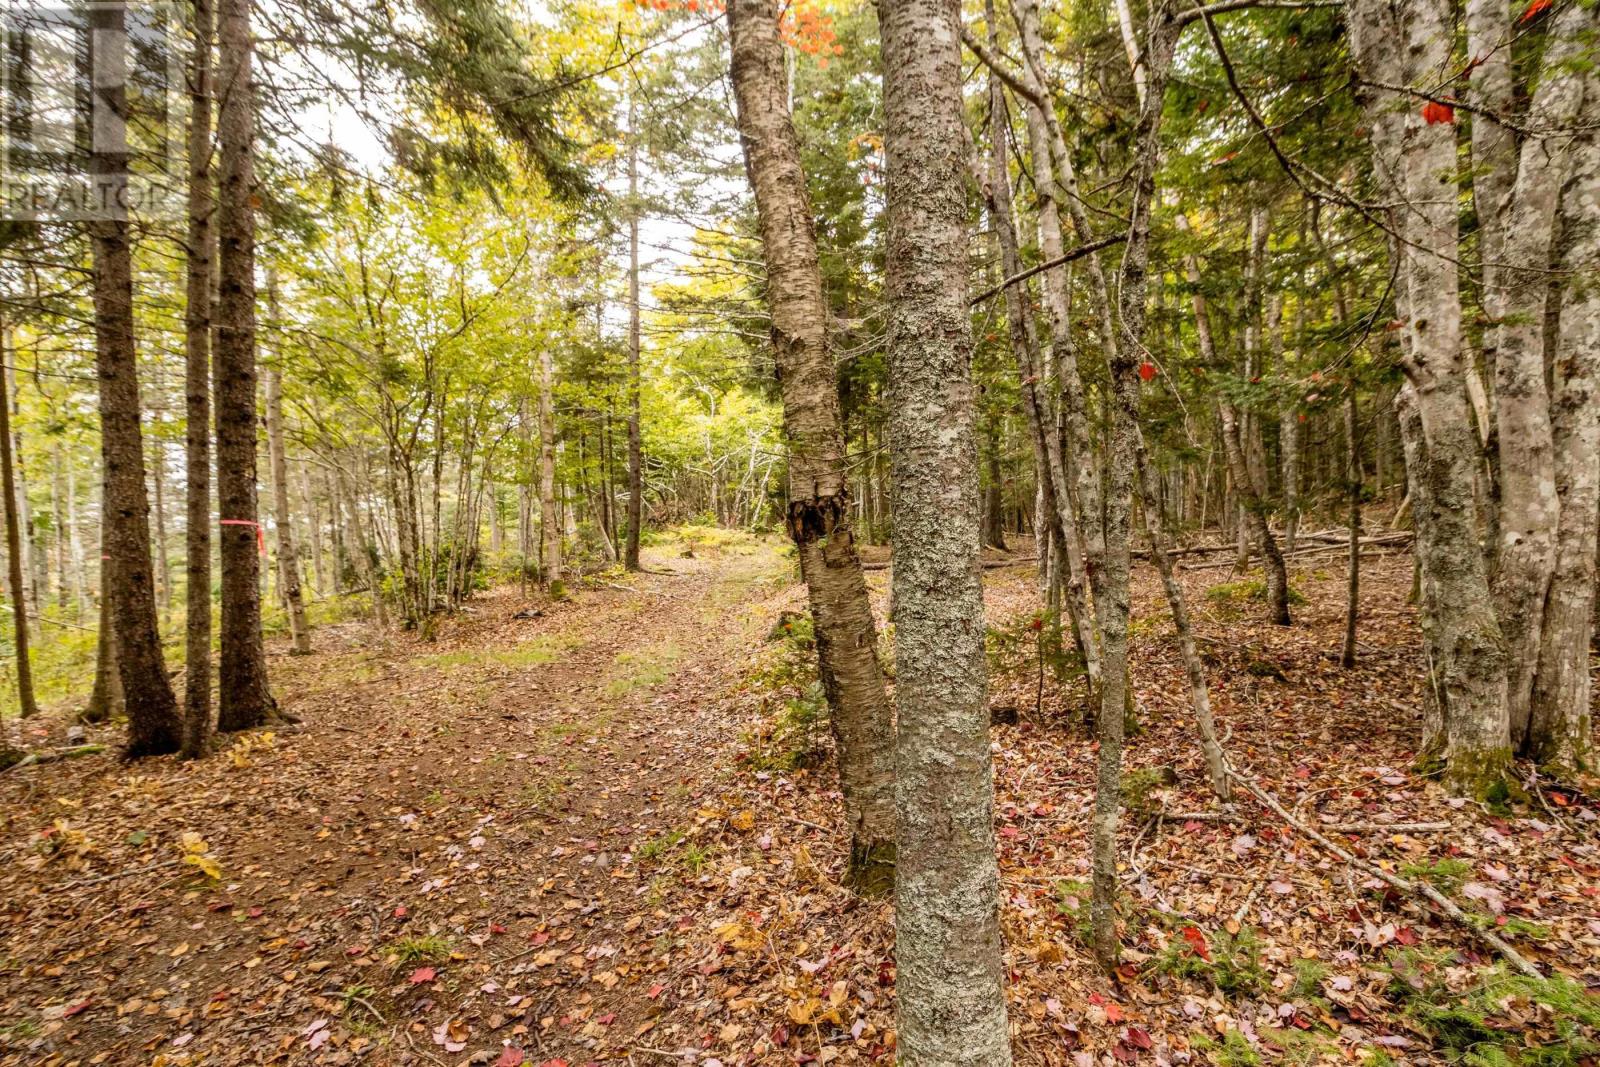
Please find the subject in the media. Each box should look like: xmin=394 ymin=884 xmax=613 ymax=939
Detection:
xmin=0 ymin=528 xmax=1597 ymax=1067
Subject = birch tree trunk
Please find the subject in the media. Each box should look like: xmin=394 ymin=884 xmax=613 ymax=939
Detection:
xmin=1350 ymin=0 xmax=1510 ymax=794
xmin=1489 ymin=1 xmax=1592 ymax=748
xmin=538 ymin=348 xmax=562 ymax=590
xmin=625 ymin=104 xmax=644 ymax=572
xmin=880 ymin=0 xmax=1011 ymax=1055
xmin=215 ymin=0 xmax=276 ymax=730
xmin=1528 ymin=110 xmax=1600 ymax=773
xmin=266 ymin=365 xmax=311 ymax=654
xmin=974 ymin=32 xmax=1099 ymax=698
xmin=88 ymin=1 xmax=183 ymax=755
xmin=1089 ymin=0 xmax=1180 ymax=969
xmin=728 ymin=0 xmax=897 ymax=892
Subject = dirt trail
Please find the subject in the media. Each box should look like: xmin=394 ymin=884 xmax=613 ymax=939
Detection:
xmin=0 ymin=539 xmax=798 ymax=1067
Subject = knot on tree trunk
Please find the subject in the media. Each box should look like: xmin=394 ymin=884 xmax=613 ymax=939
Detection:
xmin=787 ymin=493 xmax=849 ymax=544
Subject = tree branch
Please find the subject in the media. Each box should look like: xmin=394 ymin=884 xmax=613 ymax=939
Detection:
xmin=969 ymin=234 xmax=1129 ymax=306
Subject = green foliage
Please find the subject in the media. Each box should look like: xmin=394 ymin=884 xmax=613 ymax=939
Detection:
xmin=1204 ymin=578 xmax=1308 ymax=610
xmin=1405 ymin=971 xmax=1600 ymax=1067
xmin=1052 ymin=879 xmax=1094 ymax=946
xmin=1400 ymin=857 xmax=1472 ymax=896
xmin=986 ymin=611 xmax=1086 ymax=686
xmin=1121 ymin=766 xmax=1179 ymax=819
xmin=388 ymin=935 xmax=451 ymax=964
xmin=1153 ymin=925 xmax=1269 ymax=996
xmin=1193 ymin=1029 xmax=1262 ymax=1067
xmin=636 ymin=829 xmax=686 ymax=864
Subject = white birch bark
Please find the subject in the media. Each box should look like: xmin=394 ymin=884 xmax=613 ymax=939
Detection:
xmin=1529 ymin=105 xmax=1600 ymax=773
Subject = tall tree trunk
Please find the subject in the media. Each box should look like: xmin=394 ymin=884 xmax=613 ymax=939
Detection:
xmin=538 ymin=348 xmax=561 ymax=589
xmin=1343 ymin=388 xmax=1362 ymax=669
xmin=1351 ymin=0 xmax=1510 ymax=796
xmin=0 ymin=328 xmax=37 ymax=719
xmin=150 ymin=404 xmax=171 ymax=613
xmin=978 ymin=50 xmax=1103 ymax=700
xmin=181 ymin=0 xmax=213 ymax=758
xmin=302 ymin=462 xmax=324 ymax=595
xmin=1489 ymin=1 xmax=1592 ymax=748
xmin=214 ymin=0 xmax=275 ymax=730
xmin=1134 ymin=435 xmax=1229 ymax=798
xmin=82 ymin=509 xmax=124 ymax=724
xmin=3 ymin=360 xmax=37 ymax=621
xmin=625 ymin=104 xmax=644 ymax=572
xmin=266 ymin=364 xmax=310 ymax=654
xmin=1176 ymin=214 xmax=1290 ymax=624
xmin=880 ymin=0 xmax=1011 ymax=1055
xmin=1090 ymin=0 xmax=1181 ymax=971
xmin=1528 ymin=113 xmax=1600 ymax=774
xmin=728 ymin=0 xmax=898 ymax=893
xmin=1465 ymin=0 xmax=1515 ymax=428
xmin=88 ymin=2 xmax=183 ymax=755
xmin=51 ymin=446 xmax=67 ymax=610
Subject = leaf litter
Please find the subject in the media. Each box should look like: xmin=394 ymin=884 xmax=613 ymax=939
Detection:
xmin=0 ymin=540 xmax=1595 ymax=1066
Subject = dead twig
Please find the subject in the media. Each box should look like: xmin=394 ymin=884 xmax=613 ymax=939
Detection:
xmin=1223 ymin=760 xmax=1542 ymax=978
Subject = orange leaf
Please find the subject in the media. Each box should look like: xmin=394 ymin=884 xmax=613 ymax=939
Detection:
xmin=1422 ymin=100 xmax=1455 ymax=125
xmin=1519 ymin=0 xmax=1551 ymax=23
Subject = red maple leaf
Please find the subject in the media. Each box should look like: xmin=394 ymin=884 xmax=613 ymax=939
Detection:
xmin=1519 ymin=0 xmax=1551 ymax=23
xmin=1181 ymin=926 xmax=1212 ymax=961
xmin=1138 ymin=362 xmax=1158 ymax=382
xmin=1422 ymin=101 xmax=1455 ymax=125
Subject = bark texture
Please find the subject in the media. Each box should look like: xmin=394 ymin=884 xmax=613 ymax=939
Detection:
xmin=1350 ymin=0 xmax=1510 ymax=795
xmin=1488 ymin=0 xmax=1591 ymax=745
xmin=266 ymin=364 xmax=311 ymax=653
xmin=625 ymin=110 xmax=644 ymax=572
xmin=1528 ymin=109 xmax=1600 ymax=773
xmin=728 ymin=0 xmax=896 ymax=893
xmin=89 ymin=1 xmax=182 ymax=756
xmin=880 ymin=0 xmax=1011 ymax=1056
xmin=0 ymin=329 xmax=37 ymax=718
xmin=181 ymin=0 xmax=214 ymax=758
xmin=215 ymin=0 xmax=276 ymax=730
xmin=538 ymin=349 xmax=562 ymax=588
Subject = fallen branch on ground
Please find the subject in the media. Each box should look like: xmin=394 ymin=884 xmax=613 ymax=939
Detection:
xmin=4 ymin=744 xmax=107 ymax=772
xmin=1222 ymin=760 xmax=1541 ymax=978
